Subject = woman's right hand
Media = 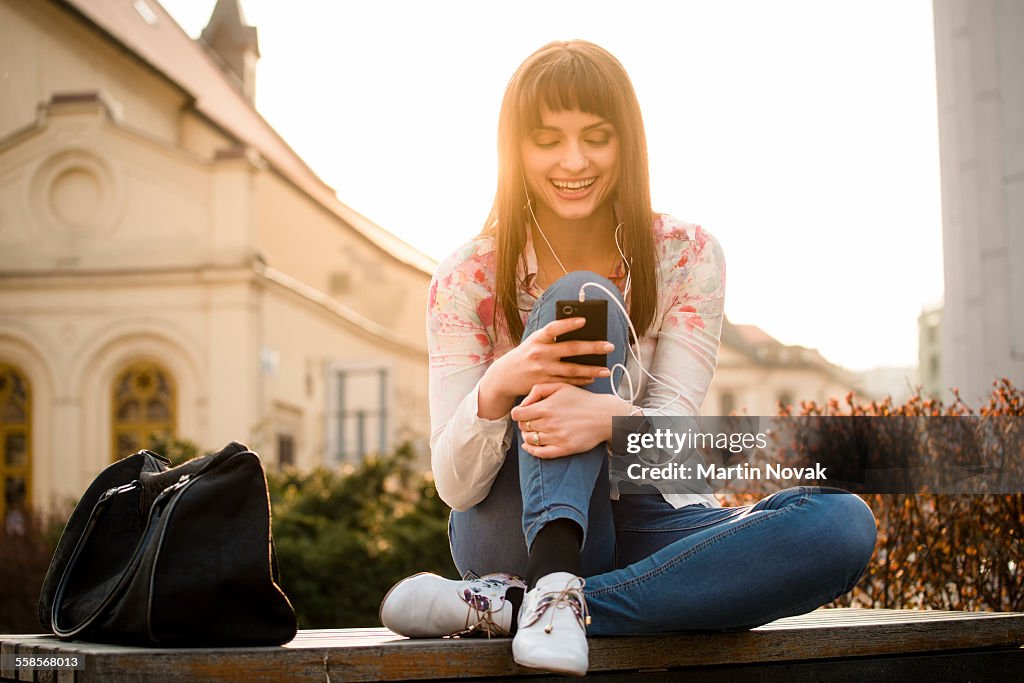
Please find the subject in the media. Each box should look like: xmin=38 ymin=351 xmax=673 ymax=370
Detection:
xmin=476 ymin=317 xmax=614 ymax=420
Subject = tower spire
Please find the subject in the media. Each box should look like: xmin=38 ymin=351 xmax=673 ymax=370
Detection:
xmin=199 ymin=0 xmax=260 ymax=104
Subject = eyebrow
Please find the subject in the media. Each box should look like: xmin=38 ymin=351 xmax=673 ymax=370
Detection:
xmin=534 ymin=121 xmax=612 ymax=132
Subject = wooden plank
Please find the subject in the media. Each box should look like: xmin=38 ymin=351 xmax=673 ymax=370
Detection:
xmin=1 ymin=609 xmax=1023 ymax=683
xmin=755 ymin=608 xmax=1024 ymax=627
xmin=505 ymin=649 xmax=1024 ymax=683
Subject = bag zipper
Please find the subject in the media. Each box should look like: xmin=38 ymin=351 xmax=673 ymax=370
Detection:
xmin=146 ymin=471 xmax=205 ymax=643
xmin=99 ymin=480 xmax=142 ymax=502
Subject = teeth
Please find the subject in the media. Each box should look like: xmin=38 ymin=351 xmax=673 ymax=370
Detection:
xmin=552 ymin=178 xmax=596 ymax=191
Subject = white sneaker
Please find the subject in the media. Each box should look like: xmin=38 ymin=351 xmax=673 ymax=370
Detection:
xmin=512 ymin=572 xmax=590 ymax=676
xmin=379 ymin=572 xmax=526 ymax=638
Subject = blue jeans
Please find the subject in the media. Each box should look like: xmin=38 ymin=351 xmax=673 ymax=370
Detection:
xmin=449 ymin=272 xmax=877 ymax=635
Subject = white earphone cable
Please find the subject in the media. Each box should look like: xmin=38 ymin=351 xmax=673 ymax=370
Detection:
xmin=522 ymin=174 xmax=684 ymax=413
xmin=577 ymin=281 xmax=685 ymax=415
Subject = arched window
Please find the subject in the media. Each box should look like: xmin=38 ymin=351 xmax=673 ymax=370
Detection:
xmin=111 ymin=361 xmax=176 ymax=461
xmin=0 ymin=363 xmax=31 ymax=530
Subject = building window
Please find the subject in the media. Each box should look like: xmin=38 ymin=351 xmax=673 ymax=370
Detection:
xmin=328 ymin=365 xmax=389 ymax=463
xmin=111 ymin=361 xmax=176 ymax=461
xmin=720 ymin=391 xmax=735 ymax=416
xmin=277 ymin=433 xmax=295 ymax=467
xmin=0 ymin=364 xmax=31 ymax=530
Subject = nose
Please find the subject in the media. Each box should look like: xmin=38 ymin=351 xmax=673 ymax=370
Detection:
xmin=560 ymin=142 xmax=589 ymax=174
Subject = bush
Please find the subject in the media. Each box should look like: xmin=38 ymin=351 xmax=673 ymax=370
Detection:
xmin=0 ymin=439 xmax=453 ymax=632
xmin=722 ymin=378 xmax=1023 ymax=611
xmin=0 ymin=510 xmax=67 ymax=633
xmin=267 ymin=443 xmax=456 ymax=628
xmin=5 ymin=382 xmax=1018 ymax=634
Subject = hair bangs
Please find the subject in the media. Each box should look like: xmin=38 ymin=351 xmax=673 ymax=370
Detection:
xmin=517 ymin=53 xmax=619 ymax=131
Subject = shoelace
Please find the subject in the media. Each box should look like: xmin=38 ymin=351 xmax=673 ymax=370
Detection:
xmin=456 ymin=600 xmax=505 ymax=638
xmin=521 ymin=576 xmax=591 ymax=634
xmin=450 ymin=571 xmax=515 ymax=639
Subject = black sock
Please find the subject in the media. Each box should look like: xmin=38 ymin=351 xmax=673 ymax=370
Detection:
xmin=506 ymin=587 xmax=524 ymax=633
xmin=525 ymin=518 xmax=583 ymax=590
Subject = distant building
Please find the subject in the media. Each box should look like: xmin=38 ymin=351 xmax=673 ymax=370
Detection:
xmin=918 ymin=305 xmax=943 ymax=400
xmin=933 ymin=0 xmax=1024 ymax=403
xmin=0 ymin=0 xmax=434 ymax=523
xmin=705 ymin=320 xmax=860 ymax=416
xmin=856 ymin=366 xmax=920 ymax=406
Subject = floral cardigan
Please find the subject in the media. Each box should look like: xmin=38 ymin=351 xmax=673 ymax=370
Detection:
xmin=427 ymin=214 xmax=725 ymax=511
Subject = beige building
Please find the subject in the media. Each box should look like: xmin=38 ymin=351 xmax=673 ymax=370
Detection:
xmin=0 ymin=0 xmax=435 ymax=523
xmin=918 ymin=305 xmax=944 ymax=400
xmin=933 ymin=0 xmax=1024 ymax=404
xmin=0 ymin=0 xmax=868 ymax=527
xmin=705 ymin=320 xmax=859 ymax=416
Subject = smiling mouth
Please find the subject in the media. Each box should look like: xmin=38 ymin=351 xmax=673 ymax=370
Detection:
xmin=550 ymin=177 xmax=597 ymax=193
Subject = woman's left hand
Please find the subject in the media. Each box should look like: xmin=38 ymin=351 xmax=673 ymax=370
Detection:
xmin=511 ymin=383 xmax=631 ymax=459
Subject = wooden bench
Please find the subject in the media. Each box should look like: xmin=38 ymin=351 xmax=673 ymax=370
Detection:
xmin=3 ymin=609 xmax=1023 ymax=681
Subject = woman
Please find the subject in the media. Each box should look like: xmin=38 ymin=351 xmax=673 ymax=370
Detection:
xmin=380 ymin=40 xmax=876 ymax=677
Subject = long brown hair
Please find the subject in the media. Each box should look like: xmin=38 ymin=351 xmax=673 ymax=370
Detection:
xmin=482 ymin=40 xmax=657 ymax=345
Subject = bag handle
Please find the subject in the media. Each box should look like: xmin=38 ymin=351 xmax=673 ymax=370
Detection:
xmin=50 ymin=446 xmax=248 ymax=637
xmin=50 ymin=481 xmax=150 ymax=638
xmin=39 ymin=449 xmax=170 ymax=629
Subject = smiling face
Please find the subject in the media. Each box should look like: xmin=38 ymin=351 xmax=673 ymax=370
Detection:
xmin=520 ymin=108 xmax=620 ymax=228
xmin=490 ymin=41 xmax=657 ymax=345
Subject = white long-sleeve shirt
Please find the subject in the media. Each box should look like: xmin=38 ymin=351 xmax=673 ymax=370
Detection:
xmin=427 ymin=215 xmax=725 ymax=512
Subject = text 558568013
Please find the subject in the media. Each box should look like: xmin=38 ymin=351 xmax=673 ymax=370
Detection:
xmin=2 ymin=655 xmax=85 ymax=671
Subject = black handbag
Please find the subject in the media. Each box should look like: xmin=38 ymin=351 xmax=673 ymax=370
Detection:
xmin=38 ymin=441 xmax=297 ymax=646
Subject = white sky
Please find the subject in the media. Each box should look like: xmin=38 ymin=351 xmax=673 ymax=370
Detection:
xmin=161 ymin=0 xmax=945 ymax=373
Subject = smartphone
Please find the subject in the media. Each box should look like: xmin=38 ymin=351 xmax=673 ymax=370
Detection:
xmin=555 ymin=299 xmax=608 ymax=367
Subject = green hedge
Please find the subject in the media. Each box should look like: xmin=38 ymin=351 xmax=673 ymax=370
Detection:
xmin=3 ymin=380 xmax=1020 ymax=633
xmin=267 ymin=443 xmax=456 ymax=628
